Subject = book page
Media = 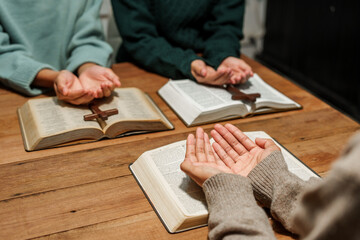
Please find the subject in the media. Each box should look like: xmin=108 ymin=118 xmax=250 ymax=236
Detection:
xmin=148 ymin=141 xmax=208 ymax=216
xmin=134 ymin=132 xmax=318 ymax=232
xmin=170 ymin=80 xmax=238 ymax=110
xmin=101 ymin=88 xmax=160 ymax=127
xmin=244 ymin=131 xmax=318 ymax=180
xmin=30 ymin=98 xmax=100 ymax=137
xmin=240 ymin=74 xmax=300 ymax=108
xmin=169 ymin=75 xmax=300 ymax=114
xmin=144 ymin=132 xmax=317 ymax=217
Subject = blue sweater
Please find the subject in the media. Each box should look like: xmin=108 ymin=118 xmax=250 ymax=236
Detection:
xmin=0 ymin=0 xmax=112 ymax=96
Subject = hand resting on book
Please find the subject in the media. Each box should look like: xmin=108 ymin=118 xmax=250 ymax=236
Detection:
xmin=180 ymin=123 xmax=280 ymax=186
xmin=218 ymin=57 xmax=253 ymax=84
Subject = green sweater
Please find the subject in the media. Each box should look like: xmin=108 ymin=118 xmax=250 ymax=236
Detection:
xmin=111 ymin=0 xmax=245 ymax=80
xmin=0 ymin=0 xmax=112 ymax=96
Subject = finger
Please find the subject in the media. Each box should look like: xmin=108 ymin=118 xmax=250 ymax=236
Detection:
xmin=180 ymin=159 xmax=194 ymax=177
xmin=63 ymin=87 xmax=86 ymax=99
xmin=67 ymin=93 xmax=94 ymax=105
xmin=220 ymin=69 xmax=233 ymax=85
xmin=185 ymin=134 xmax=196 ymax=162
xmin=230 ymin=74 xmax=243 ymax=85
xmin=224 ymin=123 xmax=257 ymax=151
xmin=101 ymin=83 xmax=112 ymax=97
xmin=94 ymin=87 xmax=104 ymax=99
xmin=192 ymin=60 xmax=207 ymax=77
xmin=204 ymin=132 xmax=215 ymax=162
xmin=238 ymin=60 xmax=252 ymax=72
xmin=210 ymin=69 xmax=228 ymax=85
xmin=213 ymin=124 xmax=250 ymax=155
xmin=211 ymin=128 xmax=243 ymax=161
xmin=195 ymin=127 xmax=206 ymax=162
xmin=255 ymin=138 xmax=280 ymax=151
xmin=54 ymin=77 xmax=70 ymax=96
xmin=54 ymin=82 xmax=68 ymax=97
xmin=105 ymin=70 xmax=121 ymax=87
xmin=212 ymin=141 xmax=235 ymax=168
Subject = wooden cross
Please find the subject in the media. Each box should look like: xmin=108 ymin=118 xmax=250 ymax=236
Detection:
xmin=83 ymin=101 xmax=118 ymax=121
xmin=225 ymin=85 xmax=261 ymax=102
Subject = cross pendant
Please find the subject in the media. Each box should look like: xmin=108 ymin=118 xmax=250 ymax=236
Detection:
xmin=225 ymin=85 xmax=261 ymax=102
xmin=83 ymin=101 xmax=118 ymax=121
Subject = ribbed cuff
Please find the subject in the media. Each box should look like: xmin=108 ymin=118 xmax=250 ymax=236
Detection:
xmin=9 ymin=59 xmax=55 ymax=96
xmin=248 ymin=151 xmax=288 ymax=208
xmin=203 ymin=173 xmax=254 ymax=212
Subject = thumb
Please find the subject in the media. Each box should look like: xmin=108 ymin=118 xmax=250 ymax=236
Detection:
xmin=255 ymin=138 xmax=279 ymax=150
xmin=192 ymin=60 xmax=207 ymax=77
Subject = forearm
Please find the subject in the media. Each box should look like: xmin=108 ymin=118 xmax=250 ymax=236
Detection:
xmin=77 ymin=62 xmax=97 ymax=76
xmin=32 ymin=69 xmax=59 ymax=88
xmin=291 ymin=133 xmax=360 ymax=239
xmin=248 ymin=151 xmax=321 ymax=233
xmin=129 ymin=40 xmax=202 ymax=79
xmin=66 ymin=0 xmax=112 ymax=72
xmin=203 ymin=0 xmax=245 ymax=67
xmin=112 ymin=0 xmax=202 ymax=80
xmin=0 ymin=25 xmax=55 ymax=96
xmin=204 ymin=173 xmax=276 ymax=240
xmin=0 ymin=53 xmax=55 ymax=96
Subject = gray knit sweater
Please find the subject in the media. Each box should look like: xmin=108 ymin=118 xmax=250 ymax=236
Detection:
xmin=203 ymin=132 xmax=360 ymax=239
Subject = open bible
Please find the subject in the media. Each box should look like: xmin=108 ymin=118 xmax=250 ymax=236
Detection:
xmin=18 ymin=88 xmax=173 ymax=151
xmin=130 ymin=131 xmax=319 ymax=233
xmin=158 ymin=74 xmax=301 ymax=126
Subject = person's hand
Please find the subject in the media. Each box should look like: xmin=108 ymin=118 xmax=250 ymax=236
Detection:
xmin=78 ymin=63 xmax=121 ymax=98
xmin=218 ymin=57 xmax=253 ymax=84
xmin=191 ymin=59 xmax=232 ymax=85
xmin=210 ymin=123 xmax=280 ymax=176
xmin=54 ymin=70 xmax=94 ymax=105
xmin=180 ymin=127 xmax=233 ymax=186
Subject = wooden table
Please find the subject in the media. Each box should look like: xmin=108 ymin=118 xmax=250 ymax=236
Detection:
xmin=0 ymin=56 xmax=359 ymax=240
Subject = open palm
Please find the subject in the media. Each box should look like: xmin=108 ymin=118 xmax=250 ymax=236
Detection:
xmin=218 ymin=57 xmax=253 ymax=84
xmin=181 ymin=124 xmax=280 ymax=186
xmin=79 ymin=65 xmax=121 ymax=98
xmin=210 ymin=124 xmax=280 ymax=176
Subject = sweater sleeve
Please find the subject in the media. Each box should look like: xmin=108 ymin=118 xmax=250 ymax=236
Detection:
xmin=0 ymin=24 xmax=55 ymax=96
xmin=111 ymin=0 xmax=202 ymax=80
xmin=248 ymin=151 xmax=321 ymax=233
xmin=202 ymin=0 xmax=245 ymax=68
xmin=291 ymin=133 xmax=360 ymax=239
xmin=203 ymin=173 xmax=276 ymax=240
xmin=66 ymin=0 xmax=113 ymax=72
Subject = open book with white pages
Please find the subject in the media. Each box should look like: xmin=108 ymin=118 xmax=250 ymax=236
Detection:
xmin=130 ymin=131 xmax=319 ymax=233
xmin=158 ymin=74 xmax=301 ymax=126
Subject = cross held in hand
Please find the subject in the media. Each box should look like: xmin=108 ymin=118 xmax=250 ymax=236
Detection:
xmin=83 ymin=101 xmax=118 ymax=121
xmin=225 ymin=85 xmax=261 ymax=102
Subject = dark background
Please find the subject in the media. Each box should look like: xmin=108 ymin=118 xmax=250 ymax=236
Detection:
xmin=257 ymin=0 xmax=360 ymax=122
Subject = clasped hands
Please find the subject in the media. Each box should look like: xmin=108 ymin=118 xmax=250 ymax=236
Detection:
xmin=181 ymin=124 xmax=280 ymax=186
xmin=54 ymin=63 xmax=121 ymax=105
xmin=191 ymin=57 xmax=253 ymax=86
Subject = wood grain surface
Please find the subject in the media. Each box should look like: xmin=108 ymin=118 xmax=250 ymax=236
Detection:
xmin=0 ymin=56 xmax=358 ymax=240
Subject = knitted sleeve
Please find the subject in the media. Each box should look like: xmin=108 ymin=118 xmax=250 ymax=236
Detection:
xmin=203 ymin=173 xmax=276 ymax=240
xmin=111 ymin=0 xmax=202 ymax=80
xmin=0 ymin=24 xmax=54 ymax=96
xmin=248 ymin=151 xmax=321 ymax=233
xmin=66 ymin=0 xmax=113 ymax=72
xmin=202 ymin=0 xmax=245 ymax=68
xmin=291 ymin=133 xmax=360 ymax=239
